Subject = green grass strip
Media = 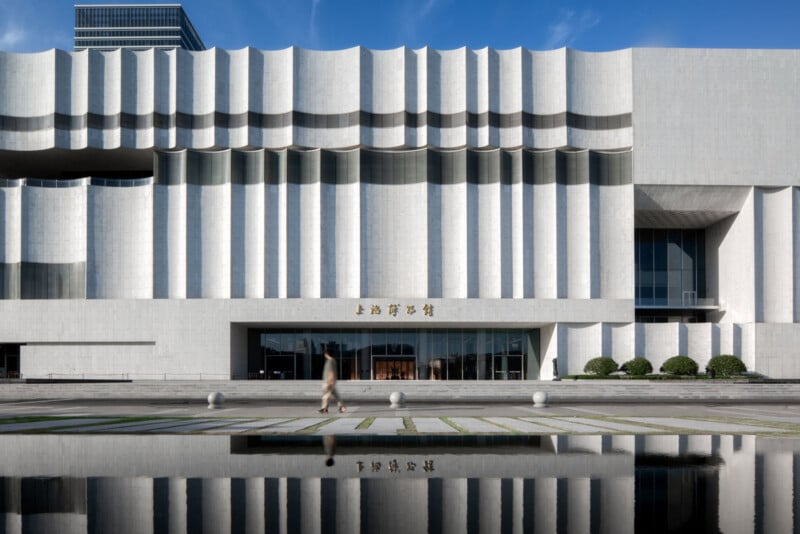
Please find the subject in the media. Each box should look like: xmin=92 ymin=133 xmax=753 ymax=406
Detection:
xmin=356 ymin=416 xmax=375 ymax=430
xmin=440 ymin=417 xmax=468 ymax=433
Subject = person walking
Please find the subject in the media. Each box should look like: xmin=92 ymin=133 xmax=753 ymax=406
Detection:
xmin=319 ymin=350 xmax=346 ymax=414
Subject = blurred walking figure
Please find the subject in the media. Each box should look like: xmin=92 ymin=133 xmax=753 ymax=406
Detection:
xmin=319 ymin=350 xmax=346 ymax=414
xmin=323 ymin=435 xmax=336 ymax=466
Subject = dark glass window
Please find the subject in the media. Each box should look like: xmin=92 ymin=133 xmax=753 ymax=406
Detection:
xmin=635 ymin=228 xmax=706 ymax=307
xmin=249 ymin=328 xmax=536 ymax=381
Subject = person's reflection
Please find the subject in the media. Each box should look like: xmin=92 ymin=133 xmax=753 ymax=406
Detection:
xmin=323 ymin=435 xmax=336 ymax=467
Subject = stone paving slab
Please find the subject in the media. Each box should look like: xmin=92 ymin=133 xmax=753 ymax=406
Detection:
xmin=413 ymin=417 xmax=458 ymax=433
xmin=164 ymin=419 xmax=254 ymax=433
xmin=524 ymin=418 xmax=619 ymax=433
xmin=255 ymin=418 xmax=328 ymax=433
xmin=314 ymin=418 xmax=363 ymax=435
xmin=620 ymin=417 xmax=789 ymax=434
xmin=204 ymin=418 xmax=292 ymax=434
xmin=0 ymin=418 xmax=111 ymax=433
xmin=87 ymin=419 xmax=210 ymax=433
xmin=561 ymin=417 xmax=661 ymax=434
xmin=486 ymin=417 xmax=566 ymax=434
xmin=367 ymin=418 xmax=406 ymax=434
xmin=448 ymin=417 xmax=509 ymax=433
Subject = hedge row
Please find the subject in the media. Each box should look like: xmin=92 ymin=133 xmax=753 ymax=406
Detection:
xmin=579 ymin=355 xmax=747 ymax=377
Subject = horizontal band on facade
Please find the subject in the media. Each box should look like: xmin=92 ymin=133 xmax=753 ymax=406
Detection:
xmin=0 ymin=110 xmax=632 ymax=133
xmin=0 ymin=262 xmax=86 ymax=299
xmin=25 ymin=177 xmax=90 ymax=188
xmin=90 ymin=176 xmax=154 ymax=187
xmin=154 ymin=147 xmax=632 ymax=186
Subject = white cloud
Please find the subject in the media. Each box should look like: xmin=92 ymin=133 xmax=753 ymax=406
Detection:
xmin=420 ymin=0 xmax=440 ymax=17
xmin=308 ymin=0 xmax=322 ymax=44
xmin=0 ymin=26 xmax=27 ymax=50
xmin=544 ymin=8 xmax=600 ymax=50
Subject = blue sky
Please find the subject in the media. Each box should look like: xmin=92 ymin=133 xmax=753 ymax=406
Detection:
xmin=2 ymin=0 xmax=800 ymax=52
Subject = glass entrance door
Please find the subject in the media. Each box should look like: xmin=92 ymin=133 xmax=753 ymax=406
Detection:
xmin=373 ymin=358 xmax=416 ymax=380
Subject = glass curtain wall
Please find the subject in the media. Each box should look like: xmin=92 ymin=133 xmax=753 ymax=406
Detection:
xmin=635 ymin=229 xmax=706 ymax=307
xmin=250 ymin=328 xmax=539 ymax=381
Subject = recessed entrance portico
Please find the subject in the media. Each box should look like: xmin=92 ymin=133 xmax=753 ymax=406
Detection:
xmin=246 ymin=328 xmax=540 ymax=381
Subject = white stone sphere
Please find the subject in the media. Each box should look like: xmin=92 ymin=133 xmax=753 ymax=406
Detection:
xmin=207 ymin=391 xmax=225 ymax=408
xmin=532 ymin=391 xmax=548 ymax=408
xmin=389 ymin=391 xmax=406 ymax=408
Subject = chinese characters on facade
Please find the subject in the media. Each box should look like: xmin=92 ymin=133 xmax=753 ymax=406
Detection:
xmin=355 ymin=303 xmax=434 ymax=317
xmin=355 ymin=459 xmax=434 ymax=473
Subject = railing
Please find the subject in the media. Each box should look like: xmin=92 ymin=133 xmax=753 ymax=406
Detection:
xmin=37 ymin=372 xmax=232 ymax=381
xmin=636 ymin=297 xmax=717 ymax=308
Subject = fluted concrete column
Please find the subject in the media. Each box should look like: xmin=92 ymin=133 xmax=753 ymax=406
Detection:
xmin=564 ymin=478 xmax=590 ymax=534
xmin=560 ymin=150 xmax=591 ymax=299
xmin=435 ymin=150 xmax=467 ymax=298
xmin=277 ymin=478 xmax=288 ymax=534
xmin=265 ymin=150 xmax=287 ymax=298
xmin=186 ymin=149 xmax=231 ymax=298
xmin=90 ymin=477 xmax=153 ymax=534
xmin=528 ymin=150 xmax=558 ymax=298
xmin=320 ymin=149 xmax=360 ymax=298
xmin=599 ymin=478 xmax=633 ymax=534
xmin=595 ymin=151 xmax=633 ymax=299
xmin=200 ymin=479 xmax=230 ymax=534
xmin=524 ymin=49 xmax=567 ymax=149
xmin=230 ymin=149 xmax=265 ymax=298
xmin=534 ymin=478 xmax=557 ymax=533
xmin=471 ymin=150 xmax=502 ymax=298
xmin=299 ymin=478 xmax=321 ymax=534
xmin=0 ymin=181 xmax=21 ymax=299
xmin=154 ymin=150 xmax=186 ymax=298
xmin=478 ymin=478 xmax=501 ymax=534
xmin=490 ymin=48 xmax=523 ymax=148
xmin=286 ymin=149 xmax=321 ymax=298
xmin=21 ymin=179 xmax=88 ymax=299
xmin=87 ymin=179 xmax=154 ymax=299
xmin=336 ymin=479 xmax=360 ymax=534
xmin=404 ymin=47 xmax=427 ymax=148
xmin=362 ymin=480 xmax=427 ymax=534
xmin=88 ymin=49 xmax=121 ymax=148
xmin=167 ymin=478 xmax=187 ymax=534
xmin=467 ymin=48 xmax=489 ymax=147
xmin=512 ymin=478 xmax=524 ymax=534
xmin=441 ymin=478 xmax=467 ymax=534
xmin=244 ymin=478 xmax=265 ymax=534
xmin=507 ymin=151 xmax=524 ymax=298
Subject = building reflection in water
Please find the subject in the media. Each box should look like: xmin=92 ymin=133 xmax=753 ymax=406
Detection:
xmin=0 ymin=434 xmax=793 ymax=533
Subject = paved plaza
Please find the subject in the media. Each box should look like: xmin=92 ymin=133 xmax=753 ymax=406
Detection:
xmin=1 ymin=397 xmax=800 ymax=436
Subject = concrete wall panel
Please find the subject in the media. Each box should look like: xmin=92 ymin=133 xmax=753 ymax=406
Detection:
xmin=87 ymin=181 xmax=153 ymax=299
xmin=55 ymin=49 xmax=88 ymax=149
xmin=121 ymin=49 xmax=154 ymax=148
xmin=523 ymin=49 xmax=566 ymax=149
xmin=176 ymin=49 xmax=215 ymax=148
xmin=230 ymin=150 xmax=265 ymax=298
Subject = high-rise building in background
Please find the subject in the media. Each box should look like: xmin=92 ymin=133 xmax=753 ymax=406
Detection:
xmin=74 ymin=4 xmax=205 ymax=51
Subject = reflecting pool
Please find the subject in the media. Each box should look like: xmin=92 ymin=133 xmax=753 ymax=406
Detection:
xmin=0 ymin=434 xmax=795 ymax=533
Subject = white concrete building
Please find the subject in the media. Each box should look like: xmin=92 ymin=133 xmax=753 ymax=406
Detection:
xmin=0 ymin=46 xmax=798 ymax=380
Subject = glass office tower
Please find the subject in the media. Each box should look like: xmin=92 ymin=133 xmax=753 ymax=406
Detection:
xmin=74 ymin=4 xmax=206 ymax=51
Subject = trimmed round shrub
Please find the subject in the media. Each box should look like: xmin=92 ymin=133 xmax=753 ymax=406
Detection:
xmin=583 ymin=357 xmax=619 ymax=376
xmin=621 ymin=357 xmax=653 ymax=376
xmin=707 ymin=355 xmax=747 ymax=376
xmin=660 ymin=355 xmax=699 ymax=376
